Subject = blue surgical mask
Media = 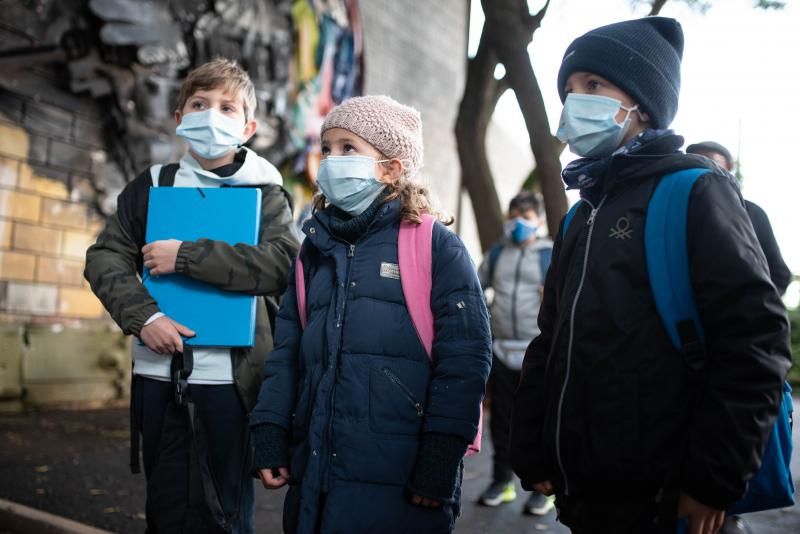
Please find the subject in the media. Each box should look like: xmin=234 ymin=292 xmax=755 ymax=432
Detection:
xmin=556 ymin=94 xmax=638 ymax=158
xmin=504 ymin=217 xmax=538 ymax=244
xmin=176 ymin=109 xmax=245 ymax=160
xmin=316 ymin=155 xmax=388 ymax=216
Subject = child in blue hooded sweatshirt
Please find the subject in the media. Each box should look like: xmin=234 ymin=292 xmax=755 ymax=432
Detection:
xmin=249 ymin=95 xmax=492 ymax=533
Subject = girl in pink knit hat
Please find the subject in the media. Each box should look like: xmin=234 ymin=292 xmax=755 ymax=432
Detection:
xmin=249 ymin=94 xmax=491 ymax=533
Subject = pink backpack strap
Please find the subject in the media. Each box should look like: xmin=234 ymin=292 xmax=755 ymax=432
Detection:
xmin=294 ymin=249 xmax=308 ymax=330
xmin=466 ymin=413 xmax=483 ymax=457
xmin=398 ymin=214 xmax=435 ymax=357
xmin=399 ymin=214 xmax=483 ymax=456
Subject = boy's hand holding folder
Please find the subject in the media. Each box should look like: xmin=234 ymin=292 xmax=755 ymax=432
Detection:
xmin=143 ymin=239 xmax=183 ymax=276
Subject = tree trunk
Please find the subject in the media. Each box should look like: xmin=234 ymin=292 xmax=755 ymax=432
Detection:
xmin=483 ymin=0 xmax=567 ymax=237
xmin=648 ymin=0 xmax=669 ymax=15
xmin=455 ymin=27 xmax=508 ymax=250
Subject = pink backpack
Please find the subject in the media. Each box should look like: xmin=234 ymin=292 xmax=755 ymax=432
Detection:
xmin=294 ymin=214 xmax=483 ymax=457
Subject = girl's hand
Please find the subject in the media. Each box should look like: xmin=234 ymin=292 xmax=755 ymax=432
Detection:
xmin=258 ymin=467 xmax=290 ymax=489
xmin=411 ymin=494 xmax=442 ymax=507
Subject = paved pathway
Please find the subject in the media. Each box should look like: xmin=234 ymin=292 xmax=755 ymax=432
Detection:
xmin=1 ymin=402 xmax=798 ymax=533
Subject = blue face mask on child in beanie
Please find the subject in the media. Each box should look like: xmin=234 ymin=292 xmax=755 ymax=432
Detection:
xmin=504 ymin=217 xmax=538 ymax=244
xmin=556 ymin=94 xmax=639 ymax=158
xmin=316 ymin=155 xmax=389 ymax=216
xmin=176 ymin=109 xmax=245 ymax=160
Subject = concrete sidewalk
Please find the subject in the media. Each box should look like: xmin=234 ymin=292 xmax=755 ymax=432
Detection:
xmin=1 ymin=404 xmax=798 ymax=533
xmin=0 ymin=498 xmax=112 ymax=534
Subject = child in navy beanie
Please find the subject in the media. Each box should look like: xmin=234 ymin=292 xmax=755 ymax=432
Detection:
xmin=557 ymin=16 xmax=683 ymax=130
xmin=510 ymin=15 xmax=791 ymax=534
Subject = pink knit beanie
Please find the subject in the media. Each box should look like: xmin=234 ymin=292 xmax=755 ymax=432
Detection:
xmin=321 ymin=95 xmax=423 ymax=177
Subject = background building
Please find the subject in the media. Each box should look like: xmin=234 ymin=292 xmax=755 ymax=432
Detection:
xmin=0 ymin=0 xmax=533 ymax=409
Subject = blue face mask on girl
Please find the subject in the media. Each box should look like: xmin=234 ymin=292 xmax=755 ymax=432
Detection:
xmin=504 ymin=217 xmax=538 ymax=244
xmin=316 ymin=155 xmax=390 ymax=216
xmin=556 ymin=93 xmax=639 ymax=158
xmin=176 ymin=109 xmax=245 ymax=160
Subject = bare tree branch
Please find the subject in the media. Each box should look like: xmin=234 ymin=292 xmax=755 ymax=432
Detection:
xmin=455 ymin=25 xmax=508 ymax=249
xmin=482 ymin=0 xmax=567 ymax=237
xmin=648 ymin=0 xmax=670 ymax=15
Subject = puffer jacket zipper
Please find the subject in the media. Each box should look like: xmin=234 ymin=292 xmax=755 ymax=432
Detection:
xmin=382 ymin=367 xmax=424 ymax=417
xmin=555 ymin=195 xmax=606 ymax=496
xmin=321 ymin=243 xmax=356 ymax=492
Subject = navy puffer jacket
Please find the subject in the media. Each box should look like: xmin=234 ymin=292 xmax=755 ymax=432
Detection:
xmin=250 ymin=199 xmax=491 ymax=533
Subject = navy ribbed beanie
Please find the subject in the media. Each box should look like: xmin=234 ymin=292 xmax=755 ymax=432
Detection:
xmin=557 ymin=17 xmax=684 ymax=129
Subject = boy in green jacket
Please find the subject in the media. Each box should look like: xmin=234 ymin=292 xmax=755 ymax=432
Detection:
xmin=85 ymin=58 xmax=299 ymax=533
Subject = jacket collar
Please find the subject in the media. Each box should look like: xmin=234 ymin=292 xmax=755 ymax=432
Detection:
xmin=302 ymin=198 xmax=402 ymax=254
xmin=576 ymin=133 xmax=724 ymax=202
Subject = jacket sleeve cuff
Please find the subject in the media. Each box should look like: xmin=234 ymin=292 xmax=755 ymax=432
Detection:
xmin=174 ymin=241 xmax=193 ymax=275
xmin=407 ymin=433 xmax=468 ymax=503
xmin=251 ymin=423 xmax=290 ymax=471
xmin=680 ymin=465 xmax=741 ymax=511
xmin=129 ymin=303 xmax=161 ymax=337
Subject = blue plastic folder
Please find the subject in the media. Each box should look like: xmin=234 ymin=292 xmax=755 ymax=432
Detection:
xmin=144 ymin=187 xmax=262 ymax=347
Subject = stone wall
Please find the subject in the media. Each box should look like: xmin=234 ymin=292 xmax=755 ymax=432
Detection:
xmin=0 ymin=0 xmax=474 ymax=409
xmin=0 ymin=98 xmax=107 ymax=323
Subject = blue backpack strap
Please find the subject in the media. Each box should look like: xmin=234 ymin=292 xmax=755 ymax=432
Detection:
xmin=647 ymin=167 xmax=795 ymax=514
xmin=486 ymin=242 xmax=504 ymax=284
xmin=538 ymin=246 xmax=552 ymax=280
xmin=644 ymin=168 xmax=708 ymax=360
xmin=561 ymin=201 xmax=582 ymax=241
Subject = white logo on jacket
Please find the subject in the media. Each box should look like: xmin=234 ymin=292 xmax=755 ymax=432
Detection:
xmin=380 ymin=262 xmax=400 ymax=279
xmin=609 ymin=217 xmax=633 ymax=240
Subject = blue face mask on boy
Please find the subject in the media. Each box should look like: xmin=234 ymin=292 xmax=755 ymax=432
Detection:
xmin=556 ymin=94 xmax=639 ymax=158
xmin=176 ymin=109 xmax=245 ymax=160
xmin=316 ymin=155 xmax=389 ymax=216
xmin=504 ymin=217 xmax=538 ymax=244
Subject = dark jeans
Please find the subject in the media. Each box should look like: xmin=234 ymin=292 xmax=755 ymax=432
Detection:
xmin=132 ymin=376 xmax=254 ymax=534
xmin=556 ymin=491 xmax=678 ymax=534
xmin=488 ymin=355 xmax=521 ymax=483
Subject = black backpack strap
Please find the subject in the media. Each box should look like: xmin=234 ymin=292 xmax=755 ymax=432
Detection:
xmin=170 ymin=347 xmax=237 ymax=531
xmin=186 ymin=401 xmax=233 ymax=532
xmin=130 ymin=374 xmax=141 ymax=474
xmin=170 ymin=347 xmax=194 ymax=406
xmin=158 ymin=163 xmax=180 ymax=187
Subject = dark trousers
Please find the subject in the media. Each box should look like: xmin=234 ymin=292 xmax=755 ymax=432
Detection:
xmin=488 ymin=355 xmax=521 ymax=483
xmin=556 ymin=491 xmax=679 ymax=534
xmin=132 ymin=376 xmax=254 ymax=534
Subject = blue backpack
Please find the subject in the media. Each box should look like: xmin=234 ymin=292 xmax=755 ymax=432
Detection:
xmin=563 ymin=168 xmax=794 ymax=516
xmin=486 ymin=242 xmax=553 ymax=285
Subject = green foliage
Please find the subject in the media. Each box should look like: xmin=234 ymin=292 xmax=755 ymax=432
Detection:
xmin=630 ymin=0 xmax=711 ymax=14
xmin=755 ymin=0 xmax=786 ymax=9
xmin=631 ymin=0 xmax=785 ymax=13
xmin=788 ymin=305 xmax=800 ymax=387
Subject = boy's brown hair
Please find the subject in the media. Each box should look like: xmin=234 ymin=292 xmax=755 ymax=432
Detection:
xmin=176 ymin=58 xmax=257 ymax=121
